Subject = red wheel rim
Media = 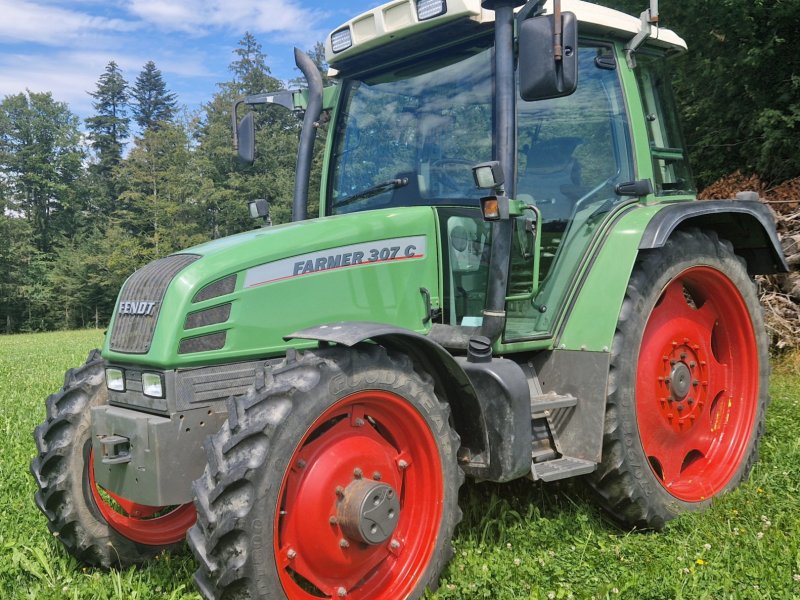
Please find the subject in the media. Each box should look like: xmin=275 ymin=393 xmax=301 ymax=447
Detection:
xmin=88 ymin=449 xmax=196 ymax=545
xmin=636 ymin=266 xmax=759 ymax=502
xmin=274 ymin=390 xmax=444 ymax=599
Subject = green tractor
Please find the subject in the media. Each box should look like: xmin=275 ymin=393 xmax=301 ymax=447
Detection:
xmin=31 ymin=0 xmax=787 ymax=598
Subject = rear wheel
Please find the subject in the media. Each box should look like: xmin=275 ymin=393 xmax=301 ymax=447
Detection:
xmin=189 ymin=345 xmax=463 ymax=599
xmin=590 ymin=230 xmax=768 ymax=528
xmin=30 ymin=349 xmax=195 ymax=566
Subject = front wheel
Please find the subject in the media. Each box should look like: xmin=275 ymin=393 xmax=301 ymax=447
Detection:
xmin=590 ymin=229 xmax=769 ymax=529
xmin=30 ymin=349 xmax=195 ymax=567
xmin=189 ymin=345 xmax=463 ymax=599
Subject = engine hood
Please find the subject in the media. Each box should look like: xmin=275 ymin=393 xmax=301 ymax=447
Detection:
xmin=102 ymin=207 xmax=442 ymax=368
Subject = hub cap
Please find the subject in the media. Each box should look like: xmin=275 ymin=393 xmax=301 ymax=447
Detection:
xmin=636 ymin=266 xmax=759 ymax=502
xmin=274 ymin=390 xmax=444 ymax=599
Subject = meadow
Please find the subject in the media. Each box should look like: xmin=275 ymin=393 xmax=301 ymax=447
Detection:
xmin=1 ymin=330 xmax=798 ymax=599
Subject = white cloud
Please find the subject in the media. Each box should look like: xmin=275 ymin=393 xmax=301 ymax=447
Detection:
xmin=127 ymin=0 xmax=325 ymax=37
xmin=0 ymin=50 xmax=212 ymax=119
xmin=0 ymin=0 xmax=138 ymax=45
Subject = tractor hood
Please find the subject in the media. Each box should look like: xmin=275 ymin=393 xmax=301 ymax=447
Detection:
xmin=102 ymin=207 xmax=441 ymax=368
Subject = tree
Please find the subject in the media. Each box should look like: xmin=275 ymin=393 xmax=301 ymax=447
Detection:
xmin=131 ymin=61 xmax=178 ymax=133
xmin=116 ymin=120 xmax=209 ymax=255
xmin=85 ymin=61 xmax=130 ymax=191
xmin=227 ymin=32 xmax=283 ymax=96
xmin=597 ymin=0 xmax=800 ymax=186
xmin=0 ymin=90 xmax=84 ymax=252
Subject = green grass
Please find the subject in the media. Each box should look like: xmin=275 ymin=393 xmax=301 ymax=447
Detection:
xmin=2 ymin=330 xmax=799 ymax=599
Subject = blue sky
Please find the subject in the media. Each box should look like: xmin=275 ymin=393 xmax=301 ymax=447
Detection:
xmin=0 ymin=0 xmax=377 ymax=124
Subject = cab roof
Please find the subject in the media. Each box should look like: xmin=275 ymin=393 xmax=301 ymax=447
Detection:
xmin=325 ymin=0 xmax=686 ymax=72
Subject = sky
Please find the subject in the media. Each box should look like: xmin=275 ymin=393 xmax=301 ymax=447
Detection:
xmin=0 ymin=0 xmax=378 ymax=124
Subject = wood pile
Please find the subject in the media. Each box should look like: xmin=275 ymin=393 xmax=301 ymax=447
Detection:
xmin=699 ymin=171 xmax=800 ymax=350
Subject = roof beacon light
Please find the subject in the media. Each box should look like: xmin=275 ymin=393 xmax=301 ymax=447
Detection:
xmin=331 ymin=27 xmax=353 ymax=53
xmin=416 ymin=0 xmax=447 ymax=21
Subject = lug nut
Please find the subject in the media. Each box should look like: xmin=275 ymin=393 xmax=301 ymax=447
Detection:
xmin=390 ymin=539 xmax=400 ymax=550
xmin=373 ymin=471 xmax=382 ymax=481
xmin=329 ymin=515 xmax=338 ymax=525
xmin=335 ymin=486 xmax=344 ymax=497
xmin=339 ymin=539 xmax=350 ymax=549
xmin=353 ymin=468 xmax=362 ymax=479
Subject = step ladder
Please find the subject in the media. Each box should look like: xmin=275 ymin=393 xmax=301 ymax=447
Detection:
xmin=526 ymin=368 xmax=597 ymax=482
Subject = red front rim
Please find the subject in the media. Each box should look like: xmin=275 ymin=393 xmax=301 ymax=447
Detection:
xmin=88 ymin=449 xmax=196 ymax=545
xmin=274 ymin=390 xmax=444 ymax=599
xmin=636 ymin=266 xmax=759 ymax=502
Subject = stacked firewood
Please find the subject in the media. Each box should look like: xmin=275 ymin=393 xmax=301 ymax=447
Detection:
xmin=699 ymin=172 xmax=800 ymax=350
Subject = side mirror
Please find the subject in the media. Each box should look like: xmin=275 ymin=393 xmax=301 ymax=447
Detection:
xmin=236 ymin=112 xmax=255 ymax=164
xmin=518 ymin=12 xmax=578 ymax=101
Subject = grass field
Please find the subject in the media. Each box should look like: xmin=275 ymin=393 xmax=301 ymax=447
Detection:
xmin=1 ymin=330 xmax=799 ymax=599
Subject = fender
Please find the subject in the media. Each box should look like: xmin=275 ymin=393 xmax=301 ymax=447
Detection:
xmin=639 ymin=199 xmax=788 ymax=274
xmin=286 ymin=322 xmax=533 ymax=482
xmin=557 ymin=199 xmax=787 ymax=353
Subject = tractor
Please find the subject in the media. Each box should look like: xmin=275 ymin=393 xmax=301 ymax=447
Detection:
xmin=31 ymin=0 xmax=787 ymax=598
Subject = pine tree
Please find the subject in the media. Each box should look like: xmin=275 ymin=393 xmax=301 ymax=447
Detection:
xmin=85 ymin=61 xmax=129 ymax=188
xmin=228 ymin=32 xmax=283 ymax=95
xmin=131 ymin=61 xmax=178 ymax=133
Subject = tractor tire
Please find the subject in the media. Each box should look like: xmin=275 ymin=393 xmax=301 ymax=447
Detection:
xmin=189 ymin=345 xmax=463 ymax=600
xmin=589 ymin=229 xmax=768 ymax=529
xmin=30 ymin=349 xmax=195 ymax=567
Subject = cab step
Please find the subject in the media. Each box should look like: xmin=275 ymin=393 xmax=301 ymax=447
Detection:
xmin=530 ymin=391 xmax=577 ymax=415
xmin=531 ymin=456 xmax=596 ymax=482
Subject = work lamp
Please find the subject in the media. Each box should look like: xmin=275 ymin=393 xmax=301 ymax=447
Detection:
xmin=331 ymin=27 xmax=353 ymax=53
xmin=416 ymin=0 xmax=447 ymax=20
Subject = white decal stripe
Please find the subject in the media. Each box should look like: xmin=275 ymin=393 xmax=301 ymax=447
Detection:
xmin=244 ymin=235 xmax=427 ymax=288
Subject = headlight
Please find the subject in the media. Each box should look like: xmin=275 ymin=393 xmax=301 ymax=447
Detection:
xmin=142 ymin=372 xmax=165 ymax=398
xmin=106 ymin=368 xmax=125 ymax=392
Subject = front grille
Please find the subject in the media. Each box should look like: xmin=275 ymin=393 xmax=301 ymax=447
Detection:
xmin=110 ymin=254 xmax=200 ymax=354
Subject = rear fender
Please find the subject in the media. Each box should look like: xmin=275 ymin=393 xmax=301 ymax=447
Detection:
xmin=556 ymin=200 xmax=786 ymax=354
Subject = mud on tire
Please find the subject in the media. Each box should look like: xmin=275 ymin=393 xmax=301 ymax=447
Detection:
xmin=589 ymin=229 xmax=769 ymax=529
xmin=189 ymin=344 xmax=463 ymax=600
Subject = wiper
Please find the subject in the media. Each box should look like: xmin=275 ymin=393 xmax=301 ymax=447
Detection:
xmin=334 ymin=177 xmax=409 ymax=208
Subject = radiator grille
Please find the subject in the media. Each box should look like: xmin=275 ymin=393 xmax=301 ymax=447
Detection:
xmin=110 ymin=254 xmax=200 ymax=353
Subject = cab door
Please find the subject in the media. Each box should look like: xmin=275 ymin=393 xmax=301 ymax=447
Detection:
xmin=504 ymin=43 xmax=636 ymax=342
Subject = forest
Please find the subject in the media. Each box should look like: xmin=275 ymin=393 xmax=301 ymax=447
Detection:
xmin=1 ymin=0 xmax=798 ymax=334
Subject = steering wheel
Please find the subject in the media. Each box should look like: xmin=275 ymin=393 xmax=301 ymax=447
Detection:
xmin=431 ymin=158 xmax=475 ymax=194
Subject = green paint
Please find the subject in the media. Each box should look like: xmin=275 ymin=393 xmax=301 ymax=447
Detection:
xmin=102 ymin=207 xmax=440 ymax=368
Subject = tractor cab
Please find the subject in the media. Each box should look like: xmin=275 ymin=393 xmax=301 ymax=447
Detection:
xmin=312 ymin=0 xmax=692 ymax=346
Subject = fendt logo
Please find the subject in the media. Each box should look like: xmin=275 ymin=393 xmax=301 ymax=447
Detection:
xmin=118 ymin=301 xmax=157 ymax=316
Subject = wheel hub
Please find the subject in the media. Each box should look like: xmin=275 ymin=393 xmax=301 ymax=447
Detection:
xmin=656 ymin=340 xmax=707 ymax=433
xmin=338 ymin=479 xmax=400 ymax=545
xmin=669 ymin=362 xmax=691 ymax=399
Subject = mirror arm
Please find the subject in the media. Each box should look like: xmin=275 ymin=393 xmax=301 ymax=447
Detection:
xmin=553 ymin=0 xmax=562 ymax=61
xmin=231 ymin=100 xmax=245 ymax=151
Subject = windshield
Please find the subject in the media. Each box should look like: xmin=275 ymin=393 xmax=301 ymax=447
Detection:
xmin=328 ymin=41 xmax=493 ymax=215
